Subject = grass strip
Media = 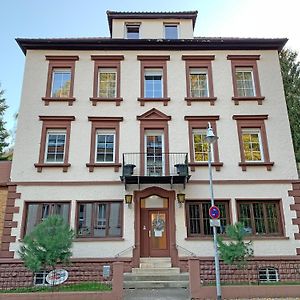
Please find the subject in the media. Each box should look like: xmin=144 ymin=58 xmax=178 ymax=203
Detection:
xmin=0 ymin=282 xmax=112 ymax=293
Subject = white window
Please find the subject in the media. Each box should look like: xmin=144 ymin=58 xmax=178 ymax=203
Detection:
xmin=95 ymin=130 xmax=115 ymax=163
xmin=259 ymin=267 xmax=279 ymax=282
xmin=144 ymin=69 xmax=163 ymax=98
xmin=235 ymin=68 xmax=255 ymax=97
xmin=34 ymin=271 xmax=50 ymax=286
xmin=98 ymin=68 xmax=117 ymax=98
xmin=242 ymin=129 xmax=264 ymax=162
xmin=189 ymin=68 xmax=209 ymax=97
xmin=94 ymin=203 xmax=107 ymax=236
xmin=164 ymin=24 xmax=178 ymax=39
xmin=126 ymin=25 xmax=140 ymax=39
xmin=77 ymin=202 xmax=122 ymax=238
xmin=192 ymin=129 xmax=213 ymax=162
xmin=145 ymin=130 xmax=164 ymax=176
xmin=51 ymin=68 xmax=71 ymax=98
xmin=45 ymin=130 xmax=66 ymax=163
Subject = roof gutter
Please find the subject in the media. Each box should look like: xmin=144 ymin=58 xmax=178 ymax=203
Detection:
xmin=16 ymin=37 xmax=288 ymax=55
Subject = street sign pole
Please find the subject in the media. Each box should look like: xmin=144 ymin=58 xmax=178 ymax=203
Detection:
xmin=208 ymin=144 xmax=222 ymax=300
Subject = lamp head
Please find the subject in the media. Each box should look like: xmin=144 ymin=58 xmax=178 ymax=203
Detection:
xmin=177 ymin=193 xmax=185 ymax=204
xmin=125 ymin=194 xmax=133 ymax=205
xmin=205 ymin=122 xmax=218 ymax=144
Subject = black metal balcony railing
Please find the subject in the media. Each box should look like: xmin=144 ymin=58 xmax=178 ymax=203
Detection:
xmin=121 ymin=152 xmax=190 ymax=188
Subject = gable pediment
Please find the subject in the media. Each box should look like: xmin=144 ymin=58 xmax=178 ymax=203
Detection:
xmin=137 ymin=108 xmax=171 ymax=121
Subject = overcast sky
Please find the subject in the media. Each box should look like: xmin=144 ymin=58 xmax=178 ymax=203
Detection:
xmin=1 ymin=0 xmax=299 ymax=133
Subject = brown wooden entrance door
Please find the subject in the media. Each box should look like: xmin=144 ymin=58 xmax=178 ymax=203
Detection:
xmin=140 ymin=209 xmax=169 ymax=257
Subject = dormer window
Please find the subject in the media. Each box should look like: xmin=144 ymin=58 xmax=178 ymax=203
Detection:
xmin=126 ymin=24 xmax=140 ymax=39
xmin=164 ymin=24 xmax=178 ymax=39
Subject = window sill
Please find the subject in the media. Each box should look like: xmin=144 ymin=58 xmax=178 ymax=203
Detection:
xmin=189 ymin=162 xmax=223 ymax=172
xmin=89 ymin=97 xmax=123 ymax=106
xmin=185 ymin=97 xmax=217 ymax=106
xmin=185 ymin=235 xmax=288 ymax=241
xmin=245 ymin=235 xmax=288 ymax=240
xmin=74 ymin=237 xmax=124 ymax=242
xmin=239 ymin=161 xmax=274 ymax=171
xmin=232 ymin=96 xmax=265 ymax=105
xmin=42 ymin=97 xmax=76 ymax=106
xmin=34 ymin=163 xmax=71 ymax=172
xmin=185 ymin=236 xmax=223 ymax=241
xmin=86 ymin=162 xmax=121 ymax=172
xmin=137 ymin=97 xmax=170 ymax=106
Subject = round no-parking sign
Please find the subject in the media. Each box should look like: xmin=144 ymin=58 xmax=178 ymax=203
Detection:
xmin=209 ymin=205 xmax=220 ymax=219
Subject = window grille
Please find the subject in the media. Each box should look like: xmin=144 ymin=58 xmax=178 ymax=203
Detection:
xmin=258 ymin=267 xmax=279 ymax=282
xmin=34 ymin=271 xmax=50 ymax=286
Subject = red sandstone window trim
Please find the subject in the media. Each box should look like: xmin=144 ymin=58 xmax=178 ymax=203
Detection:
xmin=34 ymin=116 xmax=75 ymax=172
xmin=21 ymin=201 xmax=71 ymax=238
xmin=75 ymin=201 xmax=123 ymax=239
xmin=184 ymin=116 xmax=223 ymax=171
xmin=42 ymin=56 xmax=79 ymax=106
xmin=233 ymin=115 xmax=274 ymax=171
xmin=235 ymin=198 xmax=284 ymax=236
xmin=86 ymin=117 xmax=123 ymax=172
xmin=227 ymin=55 xmax=265 ymax=105
xmin=185 ymin=199 xmax=230 ymax=237
xmin=137 ymin=109 xmax=171 ymax=175
xmin=137 ymin=55 xmax=170 ymax=106
xmin=90 ymin=55 xmax=124 ymax=106
xmin=182 ymin=55 xmax=217 ymax=106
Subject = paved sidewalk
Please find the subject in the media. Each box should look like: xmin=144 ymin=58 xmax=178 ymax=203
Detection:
xmin=124 ymin=289 xmax=300 ymax=300
xmin=124 ymin=288 xmax=189 ymax=299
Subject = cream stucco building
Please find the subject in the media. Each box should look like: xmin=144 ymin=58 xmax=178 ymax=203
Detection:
xmin=1 ymin=11 xmax=300 ymax=285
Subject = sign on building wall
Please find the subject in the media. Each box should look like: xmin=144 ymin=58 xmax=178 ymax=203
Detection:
xmin=46 ymin=269 xmax=68 ymax=285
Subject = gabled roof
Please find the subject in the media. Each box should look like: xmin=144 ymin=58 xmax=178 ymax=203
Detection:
xmin=16 ymin=37 xmax=288 ymax=55
xmin=106 ymin=11 xmax=198 ymax=35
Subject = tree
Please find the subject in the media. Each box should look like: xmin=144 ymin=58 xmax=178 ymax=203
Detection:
xmin=279 ymin=49 xmax=300 ymax=162
xmin=19 ymin=215 xmax=74 ymax=273
xmin=3 ymin=112 xmax=18 ymax=160
xmin=217 ymin=222 xmax=253 ymax=269
xmin=0 ymin=83 xmax=9 ymax=157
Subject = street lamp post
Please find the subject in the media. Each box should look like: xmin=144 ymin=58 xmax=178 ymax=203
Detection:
xmin=205 ymin=122 xmax=222 ymax=300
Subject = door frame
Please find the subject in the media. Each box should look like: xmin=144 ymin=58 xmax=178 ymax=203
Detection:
xmin=133 ymin=186 xmax=178 ymax=268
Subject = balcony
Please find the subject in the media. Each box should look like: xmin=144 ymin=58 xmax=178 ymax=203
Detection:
xmin=121 ymin=152 xmax=190 ymax=189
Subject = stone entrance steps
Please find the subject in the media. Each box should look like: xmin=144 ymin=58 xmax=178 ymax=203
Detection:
xmin=124 ymin=257 xmax=189 ymax=289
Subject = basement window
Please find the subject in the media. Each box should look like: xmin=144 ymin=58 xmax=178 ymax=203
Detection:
xmin=258 ymin=267 xmax=279 ymax=283
xmin=34 ymin=271 xmax=50 ymax=286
